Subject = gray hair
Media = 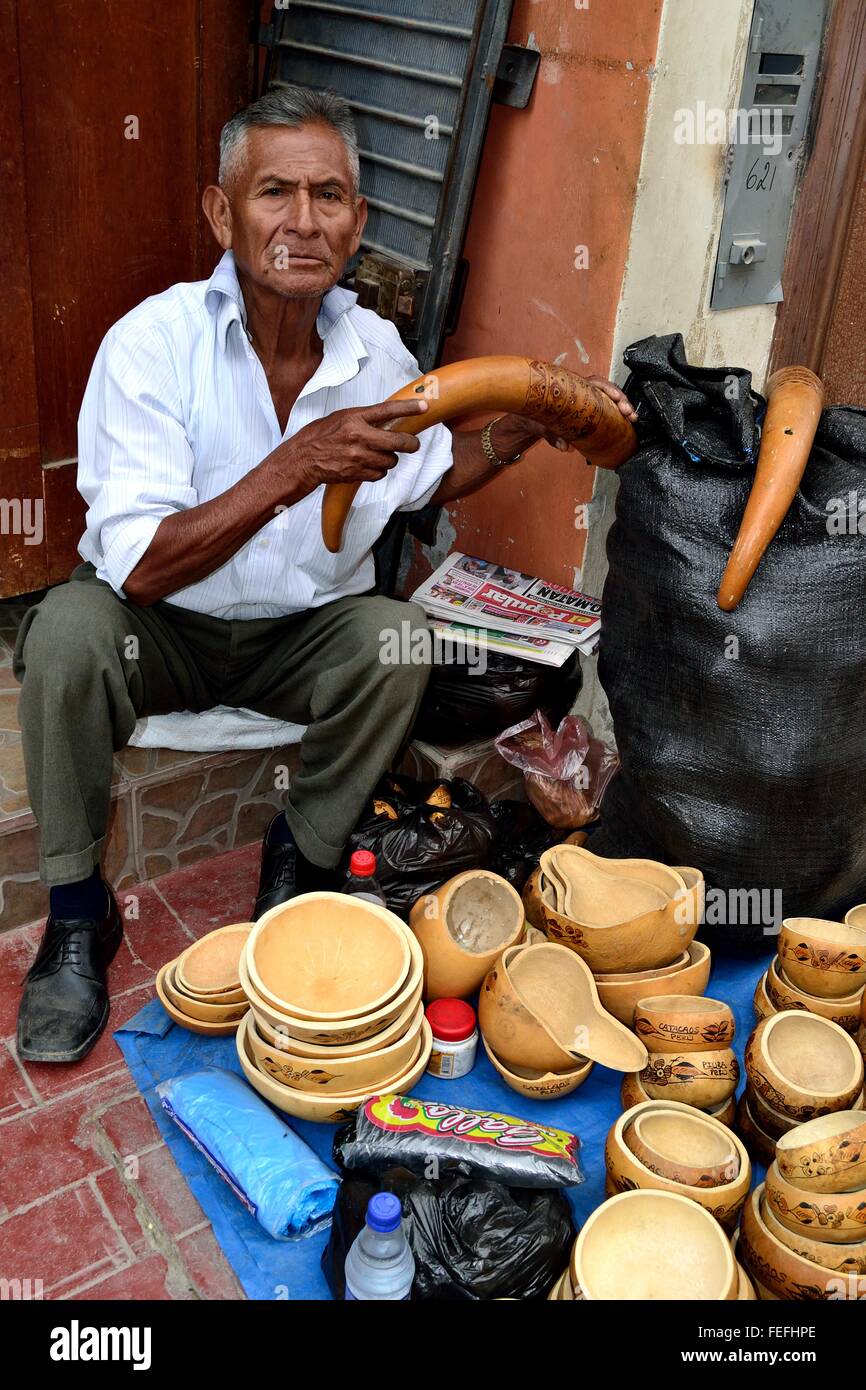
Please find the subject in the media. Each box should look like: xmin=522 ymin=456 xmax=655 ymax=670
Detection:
xmin=218 ymin=85 xmax=360 ymax=195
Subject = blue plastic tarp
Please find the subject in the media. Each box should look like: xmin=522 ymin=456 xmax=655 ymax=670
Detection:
xmin=115 ymin=948 xmax=768 ymax=1300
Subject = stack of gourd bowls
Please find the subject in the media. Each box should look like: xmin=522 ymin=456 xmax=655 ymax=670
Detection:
xmin=547 ymin=1188 xmax=756 ymax=1301
xmin=478 ymin=938 xmax=648 ymax=1098
xmin=738 ymin=1006 xmax=865 ymax=1165
xmin=523 ymin=845 xmax=710 ymax=1028
xmin=753 ymin=912 xmax=866 ymax=1039
xmin=739 ymin=1109 xmax=866 ymax=1300
xmin=155 ymin=924 xmax=252 ymax=1035
xmin=604 ymin=1098 xmax=752 ymax=1235
xmin=621 ymin=995 xmax=739 ymax=1126
xmin=236 ymin=892 xmax=432 ymax=1123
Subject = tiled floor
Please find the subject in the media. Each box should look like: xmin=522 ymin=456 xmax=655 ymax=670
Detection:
xmin=0 ymin=841 xmax=266 ymax=1300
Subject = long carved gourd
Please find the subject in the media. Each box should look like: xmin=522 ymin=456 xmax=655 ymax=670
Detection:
xmin=716 ymin=366 xmax=825 ymax=611
xmin=320 ymin=355 xmax=638 ymax=552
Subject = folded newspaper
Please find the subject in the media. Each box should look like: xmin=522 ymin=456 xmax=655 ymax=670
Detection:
xmin=411 ymin=553 xmax=601 ymax=666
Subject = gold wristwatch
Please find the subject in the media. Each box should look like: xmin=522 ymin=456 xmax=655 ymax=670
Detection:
xmin=481 ymin=415 xmax=523 ymax=467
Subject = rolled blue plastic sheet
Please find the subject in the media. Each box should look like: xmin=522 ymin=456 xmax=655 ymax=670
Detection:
xmin=157 ymin=1068 xmax=339 ymax=1241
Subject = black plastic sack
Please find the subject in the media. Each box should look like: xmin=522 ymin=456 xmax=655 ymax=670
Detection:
xmin=345 ymin=774 xmax=497 ymax=918
xmin=322 ymin=1168 xmax=576 ymax=1301
xmin=487 ymin=799 xmax=563 ymax=892
xmin=413 ymin=648 xmax=581 ymax=744
xmin=592 ymin=333 xmax=866 ymax=949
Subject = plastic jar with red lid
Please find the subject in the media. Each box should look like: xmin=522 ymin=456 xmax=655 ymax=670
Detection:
xmin=425 ymin=999 xmax=478 ymax=1080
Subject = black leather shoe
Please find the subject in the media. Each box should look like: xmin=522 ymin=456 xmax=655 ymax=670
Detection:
xmin=17 ymin=886 xmax=123 ymax=1063
xmin=252 ymin=815 xmax=341 ymax=920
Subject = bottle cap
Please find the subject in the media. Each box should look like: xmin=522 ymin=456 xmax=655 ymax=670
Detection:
xmin=349 ymin=849 xmax=377 ymax=878
xmin=366 ymin=1191 xmax=402 ymax=1233
xmin=426 ymin=997 xmax=477 ymax=1042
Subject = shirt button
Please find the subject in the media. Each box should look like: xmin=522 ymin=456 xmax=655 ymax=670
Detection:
xmin=259 ymin=539 xmax=270 ymax=550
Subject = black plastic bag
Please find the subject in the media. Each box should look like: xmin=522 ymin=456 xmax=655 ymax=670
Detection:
xmin=322 ymin=1167 xmax=576 ymax=1301
xmin=592 ymin=333 xmax=866 ymax=949
xmin=413 ymin=647 xmax=581 ymax=745
xmin=333 ymin=1093 xmax=583 ymax=1188
xmin=487 ymin=799 xmax=562 ymax=892
xmin=345 ymin=774 xmax=497 ymax=917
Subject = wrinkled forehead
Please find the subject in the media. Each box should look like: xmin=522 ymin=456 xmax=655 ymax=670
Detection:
xmin=237 ymin=122 xmax=354 ymax=191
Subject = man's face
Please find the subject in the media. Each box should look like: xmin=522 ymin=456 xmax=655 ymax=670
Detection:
xmin=219 ymin=122 xmax=366 ymax=299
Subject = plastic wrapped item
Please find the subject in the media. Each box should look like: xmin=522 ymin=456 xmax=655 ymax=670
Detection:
xmin=346 ymin=774 xmax=498 ymax=918
xmin=593 ymin=332 xmax=866 ymax=947
xmin=158 ymin=1068 xmax=339 ymax=1240
xmin=495 ymin=711 xmax=618 ymax=829
xmin=333 ymin=1093 xmax=584 ymax=1189
xmin=413 ymin=647 xmax=581 ymax=744
xmin=323 ymin=1168 xmax=576 ymax=1301
xmin=487 ymin=799 xmax=562 ymax=892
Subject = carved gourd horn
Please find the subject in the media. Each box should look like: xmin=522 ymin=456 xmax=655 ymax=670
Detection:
xmin=320 ymin=355 xmax=638 ymax=553
xmin=717 ymin=366 xmax=825 ymax=612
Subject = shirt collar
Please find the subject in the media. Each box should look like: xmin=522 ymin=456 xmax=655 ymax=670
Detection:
xmin=204 ymin=250 xmax=367 ymax=379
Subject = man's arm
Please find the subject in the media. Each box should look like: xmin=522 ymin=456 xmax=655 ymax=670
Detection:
xmin=123 ymin=398 xmax=428 ymax=606
xmin=429 ymin=378 xmax=637 ymax=507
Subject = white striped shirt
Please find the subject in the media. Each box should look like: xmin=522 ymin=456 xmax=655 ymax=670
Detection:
xmin=77 ymin=250 xmax=453 ymax=619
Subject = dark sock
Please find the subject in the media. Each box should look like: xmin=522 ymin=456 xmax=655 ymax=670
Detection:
xmin=267 ymin=812 xmax=295 ymax=848
xmin=50 ymin=868 xmax=107 ymax=921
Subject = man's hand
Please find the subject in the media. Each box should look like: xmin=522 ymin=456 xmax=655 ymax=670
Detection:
xmin=273 ymin=397 xmax=429 ymax=492
xmin=501 ymin=376 xmax=638 ymax=455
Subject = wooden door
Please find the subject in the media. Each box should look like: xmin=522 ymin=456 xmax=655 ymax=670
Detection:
xmin=0 ymin=0 xmax=253 ymax=599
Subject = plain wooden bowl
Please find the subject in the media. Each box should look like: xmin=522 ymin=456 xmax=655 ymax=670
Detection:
xmin=155 ymin=962 xmax=247 ymax=1036
xmin=573 ymin=1189 xmax=737 ymax=1301
xmin=162 ymin=962 xmax=249 ymax=1024
xmin=250 ymin=991 xmax=420 ymax=1059
xmin=764 ymin=1159 xmax=866 ymax=1244
xmin=481 ymin=1034 xmax=593 ymax=1100
xmin=620 ymin=1071 xmax=737 ymax=1127
xmin=634 ymin=995 xmax=735 ymax=1052
xmin=175 ymin=924 xmax=252 ymax=996
xmin=235 ymin=1010 xmax=433 ymax=1123
xmin=625 ymin=1108 xmax=740 ymax=1188
xmin=745 ymin=1012 xmax=864 ymax=1122
xmin=735 ymin=1092 xmax=778 ymax=1167
xmin=506 ymin=941 xmax=649 ymax=1072
xmin=639 ymin=1047 xmax=739 ymax=1110
xmin=777 ymin=918 xmax=866 ymax=999
xmin=739 ymin=1184 xmax=864 ymax=1300
xmin=409 ymin=870 xmax=524 ymax=1000
xmin=247 ymin=893 xmax=410 ymax=1020
xmin=776 ymin=1110 xmax=866 ymax=1193
xmin=753 ymin=971 xmax=777 ymax=1023
xmin=594 ymin=942 xmax=711 ymax=1027
xmin=540 ymin=844 xmax=677 ymax=923
xmin=245 ymin=999 xmax=425 ymax=1094
xmin=238 ymin=939 xmax=424 ymax=1048
xmin=760 ymin=1192 xmax=866 ymax=1274
xmin=767 ymin=955 xmax=864 ymax=1033
xmin=605 ymin=1100 xmax=751 ymax=1233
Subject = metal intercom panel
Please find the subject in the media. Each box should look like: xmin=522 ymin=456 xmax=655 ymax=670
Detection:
xmin=260 ymin=0 xmax=522 ymax=369
xmin=711 ymin=0 xmax=830 ymax=311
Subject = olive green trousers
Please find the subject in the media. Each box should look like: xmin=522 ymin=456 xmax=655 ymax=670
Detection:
xmin=14 ymin=564 xmax=431 ymax=885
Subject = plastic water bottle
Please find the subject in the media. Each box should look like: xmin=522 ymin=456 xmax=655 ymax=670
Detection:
xmin=344 ymin=1192 xmax=414 ymax=1300
xmin=344 ymin=850 xmax=386 ymax=906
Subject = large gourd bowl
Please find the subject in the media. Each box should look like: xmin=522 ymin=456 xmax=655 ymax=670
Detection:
xmin=777 ymin=917 xmax=866 ymax=999
xmin=409 ymin=869 xmax=524 ymax=1001
xmin=595 ymin=942 xmax=711 ymax=1027
xmin=246 ymin=893 xmax=411 ymax=1021
xmin=523 ymin=851 xmax=702 ymax=975
xmin=244 ymin=998 xmax=426 ymax=1095
xmin=745 ymin=1011 xmax=864 ymax=1123
xmin=239 ymin=931 xmax=423 ymax=1048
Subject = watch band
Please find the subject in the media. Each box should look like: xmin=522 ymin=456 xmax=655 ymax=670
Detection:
xmin=481 ymin=415 xmax=523 ymax=467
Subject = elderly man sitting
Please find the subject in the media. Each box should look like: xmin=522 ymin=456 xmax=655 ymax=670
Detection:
xmin=13 ymin=85 xmax=634 ymax=1063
